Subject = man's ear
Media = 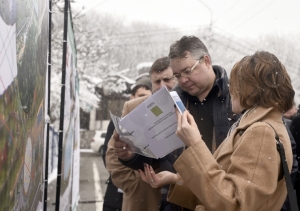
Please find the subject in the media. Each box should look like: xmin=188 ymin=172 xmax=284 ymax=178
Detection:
xmin=129 ymin=95 xmax=134 ymax=100
xmin=204 ymin=55 xmax=211 ymax=67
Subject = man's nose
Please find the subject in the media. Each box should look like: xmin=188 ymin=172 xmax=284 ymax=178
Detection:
xmin=179 ymin=76 xmax=189 ymax=83
xmin=159 ymin=81 xmax=167 ymax=88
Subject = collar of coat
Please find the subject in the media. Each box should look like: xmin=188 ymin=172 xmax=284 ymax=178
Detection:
xmin=235 ymin=106 xmax=282 ymax=132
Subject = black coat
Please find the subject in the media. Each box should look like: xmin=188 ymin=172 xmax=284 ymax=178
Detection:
xmin=281 ymin=118 xmax=298 ymax=211
xmin=102 ymin=120 xmax=123 ymax=211
xmin=290 ymin=115 xmax=300 ymax=207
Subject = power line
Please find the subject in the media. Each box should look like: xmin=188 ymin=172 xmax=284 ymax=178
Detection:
xmin=229 ymin=0 xmax=279 ymax=32
xmin=212 ymin=0 xmax=242 ymax=24
xmin=77 ymin=0 xmax=110 ymax=15
xmin=213 ymin=26 xmax=256 ymax=51
xmin=222 ymin=0 xmax=263 ymax=27
xmin=74 ymin=22 xmax=300 ymax=72
xmin=106 ymin=26 xmax=206 ymax=40
xmin=75 ymin=25 xmax=207 ymax=43
xmin=195 ymin=0 xmax=213 ymax=29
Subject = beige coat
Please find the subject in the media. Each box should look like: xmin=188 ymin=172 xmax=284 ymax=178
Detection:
xmin=106 ymin=96 xmax=162 ymax=211
xmin=167 ymin=106 xmax=293 ymax=211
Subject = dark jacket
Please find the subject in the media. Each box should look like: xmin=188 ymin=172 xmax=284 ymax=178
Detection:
xmin=290 ymin=115 xmax=300 ymax=163
xmin=281 ymin=118 xmax=298 ymax=211
xmin=102 ymin=120 xmax=123 ymax=211
xmin=290 ymin=115 xmax=300 ymax=207
xmin=284 ymin=119 xmax=298 ymax=187
xmin=173 ymin=65 xmax=239 ymax=148
xmin=120 ymin=65 xmax=240 ymax=211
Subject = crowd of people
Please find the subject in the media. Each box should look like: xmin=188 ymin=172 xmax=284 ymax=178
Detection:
xmin=101 ymin=35 xmax=299 ymax=211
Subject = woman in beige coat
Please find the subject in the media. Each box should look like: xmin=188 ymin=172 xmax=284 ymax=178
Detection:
xmin=140 ymin=51 xmax=295 ymax=211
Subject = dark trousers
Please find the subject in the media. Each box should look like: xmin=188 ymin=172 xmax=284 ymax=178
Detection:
xmin=103 ymin=177 xmax=123 ymax=211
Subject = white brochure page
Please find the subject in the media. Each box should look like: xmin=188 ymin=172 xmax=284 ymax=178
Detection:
xmin=119 ymin=87 xmax=185 ymax=158
xmin=110 ymin=111 xmax=157 ymax=158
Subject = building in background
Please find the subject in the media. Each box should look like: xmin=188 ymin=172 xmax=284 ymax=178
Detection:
xmin=87 ymin=62 xmax=153 ymax=131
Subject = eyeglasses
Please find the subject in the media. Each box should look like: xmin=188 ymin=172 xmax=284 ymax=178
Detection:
xmin=173 ymin=56 xmax=204 ymax=80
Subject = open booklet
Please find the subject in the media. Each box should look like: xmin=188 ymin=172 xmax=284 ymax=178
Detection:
xmin=110 ymin=86 xmax=186 ymax=159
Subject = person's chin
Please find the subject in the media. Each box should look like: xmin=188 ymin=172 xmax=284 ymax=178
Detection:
xmin=183 ymin=84 xmax=193 ymax=90
xmin=186 ymin=88 xmax=197 ymax=96
xmin=187 ymin=85 xmax=196 ymax=93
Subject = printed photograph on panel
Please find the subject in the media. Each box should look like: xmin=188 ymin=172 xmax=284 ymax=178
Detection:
xmin=60 ymin=38 xmax=77 ymax=211
xmin=0 ymin=0 xmax=48 ymax=210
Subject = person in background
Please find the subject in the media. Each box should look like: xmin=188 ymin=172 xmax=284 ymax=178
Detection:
xmin=284 ymin=101 xmax=298 ymax=119
xmin=105 ymin=56 xmax=178 ymax=211
xmin=283 ymin=101 xmax=298 ymax=128
xmin=290 ymin=105 xmax=300 ymax=206
xmin=113 ymin=36 xmax=240 ymax=211
xmin=281 ymin=100 xmax=299 ymax=211
xmin=281 ymin=121 xmax=299 ymax=211
xmin=141 ymin=51 xmax=295 ymax=211
xmin=148 ymin=57 xmax=178 ymax=92
xmin=102 ymin=83 xmax=152 ymax=211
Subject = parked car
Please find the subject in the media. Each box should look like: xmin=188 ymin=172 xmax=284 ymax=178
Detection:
xmin=90 ymin=130 xmax=107 ymax=155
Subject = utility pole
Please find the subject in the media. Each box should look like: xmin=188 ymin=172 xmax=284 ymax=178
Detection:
xmin=196 ymin=0 xmax=213 ymax=31
xmin=196 ymin=0 xmax=213 ymax=45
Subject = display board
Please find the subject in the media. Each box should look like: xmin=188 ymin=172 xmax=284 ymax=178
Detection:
xmin=0 ymin=0 xmax=48 ymax=210
xmin=57 ymin=4 xmax=80 ymax=211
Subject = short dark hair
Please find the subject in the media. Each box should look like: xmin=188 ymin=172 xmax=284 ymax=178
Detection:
xmin=230 ymin=51 xmax=294 ymax=112
xmin=168 ymin=35 xmax=210 ymax=61
xmin=149 ymin=57 xmax=170 ymax=75
xmin=131 ymin=84 xmax=151 ymax=96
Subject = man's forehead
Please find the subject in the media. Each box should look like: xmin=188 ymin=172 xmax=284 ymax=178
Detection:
xmin=151 ymin=68 xmax=172 ymax=78
xmin=136 ymin=88 xmax=151 ymax=94
xmin=170 ymin=58 xmax=189 ymax=73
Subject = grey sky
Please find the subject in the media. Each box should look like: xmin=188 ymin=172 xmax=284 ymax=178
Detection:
xmin=74 ymin=0 xmax=300 ymax=39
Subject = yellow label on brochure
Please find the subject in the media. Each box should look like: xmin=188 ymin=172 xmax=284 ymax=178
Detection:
xmin=151 ymin=106 xmax=163 ymax=116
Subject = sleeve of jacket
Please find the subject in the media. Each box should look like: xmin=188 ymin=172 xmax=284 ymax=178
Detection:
xmin=102 ymin=120 xmax=115 ymax=167
xmin=119 ymin=153 xmax=160 ymax=171
xmin=168 ymin=123 xmax=292 ymax=211
xmin=105 ymin=101 xmax=141 ymax=192
xmin=167 ymin=175 xmax=202 ymax=210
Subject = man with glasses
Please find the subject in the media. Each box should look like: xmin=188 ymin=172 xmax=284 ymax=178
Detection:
xmin=111 ymin=36 xmax=239 ymax=211
xmin=169 ymin=36 xmax=238 ymax=154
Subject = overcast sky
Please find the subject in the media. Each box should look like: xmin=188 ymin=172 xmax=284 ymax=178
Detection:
xmin=73 ymin=0 xmax=300 ymax=39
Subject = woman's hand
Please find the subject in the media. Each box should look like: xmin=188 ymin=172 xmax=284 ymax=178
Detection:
xmin=139 ymin=164 xmax=178 ymax=188
xmin=176 ymin=109 xmax=202 ymax=147
xmin=113 ymin=133 xmax=133 ymax=160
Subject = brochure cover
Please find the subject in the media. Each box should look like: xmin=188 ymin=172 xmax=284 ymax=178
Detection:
xmin=110 ymin=87 xmax=186 ymax=159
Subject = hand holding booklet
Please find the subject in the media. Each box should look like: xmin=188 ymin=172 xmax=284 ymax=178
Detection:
xmin=110 ymin=87 xmax=186 ymax=159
